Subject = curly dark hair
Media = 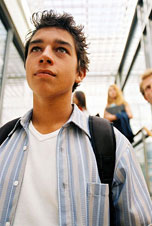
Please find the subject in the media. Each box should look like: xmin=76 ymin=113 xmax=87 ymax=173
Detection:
xmin=25 ymin=10 xmax=89 ymax=91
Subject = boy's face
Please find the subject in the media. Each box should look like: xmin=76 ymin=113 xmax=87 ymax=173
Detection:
xmin=25 ymin=27 xmax=85 ymax=100
xmin=142 ymin=75 xmax=152 ymax=104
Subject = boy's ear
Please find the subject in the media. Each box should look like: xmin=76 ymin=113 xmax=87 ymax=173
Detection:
xmin=75 ymin=68 xmax=86 ymax=84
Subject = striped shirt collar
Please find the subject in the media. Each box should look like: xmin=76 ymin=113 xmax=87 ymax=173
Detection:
xmin=19 ymin=104 xmax=90 ymax=138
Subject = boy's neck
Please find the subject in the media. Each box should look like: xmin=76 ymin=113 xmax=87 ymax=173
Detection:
xmin=31 ymin=95 xmax=73 ymax=134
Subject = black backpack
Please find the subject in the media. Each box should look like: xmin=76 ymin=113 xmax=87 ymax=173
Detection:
xmin=0 ymin=116 xmax=116 ymax=225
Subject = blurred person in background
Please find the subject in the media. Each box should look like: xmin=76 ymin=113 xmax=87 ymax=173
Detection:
xmin=140 ymin=69 xmax=152 ymax=104
xmin=104 ymin=84 xmax=134 ymax=143
xmin=73 ymin=90 xmax=89 ymax=116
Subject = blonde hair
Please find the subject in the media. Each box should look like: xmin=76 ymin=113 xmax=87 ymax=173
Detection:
xmin=140 ymin=69 xmax=152 ymax=96
xmin=107 ymin=84 xmax=126 ymax=106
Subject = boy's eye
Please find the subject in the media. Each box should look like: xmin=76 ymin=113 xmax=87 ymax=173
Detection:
xmin=145 ymin=85 xmax=151 ymax=91
xmin=57 ymin=47 xmax=68 ymax=53
xmin=31 ymin=46 xmax=41 ymax=52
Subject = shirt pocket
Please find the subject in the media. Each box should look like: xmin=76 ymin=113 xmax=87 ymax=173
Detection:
xmin=87 ymin=183 xmax=110 ymax=226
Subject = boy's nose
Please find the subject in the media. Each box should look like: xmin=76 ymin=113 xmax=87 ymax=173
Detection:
xmin=39 ymin=46 xmax=54 ymax=65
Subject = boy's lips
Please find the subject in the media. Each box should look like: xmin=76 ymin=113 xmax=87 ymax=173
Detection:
xmin=34 ymin=70 xmax=56 ymax=77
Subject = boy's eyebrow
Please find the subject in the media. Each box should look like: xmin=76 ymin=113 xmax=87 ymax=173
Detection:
xmin=29 ymin=38 xmax=73 ymax=50
xmin=29 ymin=39 xmax=43 ymax=46
xmin=55 ymin=39 xmax=73 ymax=50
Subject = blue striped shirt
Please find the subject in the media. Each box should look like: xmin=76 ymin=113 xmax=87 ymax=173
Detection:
xmin=0 ymin=105 xmax=152 ymax=226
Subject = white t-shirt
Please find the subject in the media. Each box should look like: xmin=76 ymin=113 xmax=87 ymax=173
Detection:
xmin=13 ymin=121 xmax=59 ymax=226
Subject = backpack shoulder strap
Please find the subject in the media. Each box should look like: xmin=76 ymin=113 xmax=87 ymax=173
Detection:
xmin=0 ymin=118 xmax=20 ymax=145
xmin=89 ymin=115 xmax=116 ymax=184
xmin=89 ymin=115 xmax=116 ymax=225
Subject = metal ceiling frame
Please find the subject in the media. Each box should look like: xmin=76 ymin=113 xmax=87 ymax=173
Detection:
xmin=116 ymin=7 xmax=138 ymax=89
xmin=116 ymin=0 xmax=152 ymax=90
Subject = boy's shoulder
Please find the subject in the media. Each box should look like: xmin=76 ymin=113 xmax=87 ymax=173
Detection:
xmin=0 ymin=118 xmax=20 ymax=145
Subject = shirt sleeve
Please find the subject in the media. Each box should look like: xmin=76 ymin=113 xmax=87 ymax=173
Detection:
xmin=112 ymin=128 xmax=152 ymax=226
